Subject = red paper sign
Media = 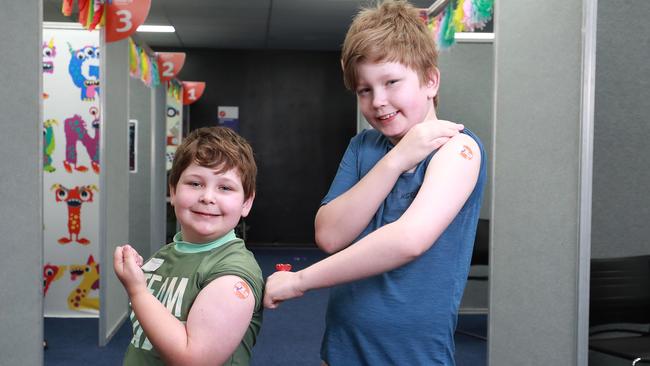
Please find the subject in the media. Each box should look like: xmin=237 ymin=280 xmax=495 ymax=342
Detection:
xmin=157 ymin=52 xmax=186 ymax=82
xmin=105 ymin=0 xmax=152 ymax=43
xmin=182 ymin=82 xmax=206 ymax=105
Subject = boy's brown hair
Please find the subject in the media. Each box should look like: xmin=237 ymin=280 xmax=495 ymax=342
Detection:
xmin=341 ymin=0 xmax=439 ymax=105
xmin=168 ymin=127 xmax=257 ymax=200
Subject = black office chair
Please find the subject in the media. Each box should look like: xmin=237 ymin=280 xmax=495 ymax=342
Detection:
xmin=589 ymin=255 xmax=650 ymax=365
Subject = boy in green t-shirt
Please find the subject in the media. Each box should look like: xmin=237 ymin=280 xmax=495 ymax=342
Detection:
xmin=114 ymin=127 xmax=264 ymax=365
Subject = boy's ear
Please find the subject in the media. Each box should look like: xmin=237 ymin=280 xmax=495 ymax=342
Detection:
xmin=241 ymin=192 xmax=256 ymax=218
xmin=169 ymin=185 xmax=176 ymax=205
xmin=426 ymin=67 xmax=441 ymax=98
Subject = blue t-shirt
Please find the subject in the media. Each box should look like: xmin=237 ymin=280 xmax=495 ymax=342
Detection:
xmin=320 ymin=128 xmax=487 ymax=366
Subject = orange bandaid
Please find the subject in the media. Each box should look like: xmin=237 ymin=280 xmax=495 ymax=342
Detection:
xmin=233 ymin=281 xmax=251 ymax=299
xmin=460 ymin=145 xmax=474 ymax=160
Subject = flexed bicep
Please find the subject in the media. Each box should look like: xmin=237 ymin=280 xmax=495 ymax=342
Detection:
xmin=398 ymin=133 xmax=481 ymax=253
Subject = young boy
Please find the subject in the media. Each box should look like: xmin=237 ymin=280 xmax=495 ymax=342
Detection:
xmin=114 ymin=127 xmax=264 ymax=365
xmin=264 ymin=1 xmax=487 ymax=365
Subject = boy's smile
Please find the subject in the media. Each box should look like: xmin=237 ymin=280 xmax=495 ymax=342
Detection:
xmin=355 ymin=61 xmax=439 ymax=145
xmin=170 ymin=163 xmax=254 ymax=244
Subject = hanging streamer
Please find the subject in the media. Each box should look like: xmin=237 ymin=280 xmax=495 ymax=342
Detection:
xmin=426 ymin=0 xmax=494 ymax=49
xmin=127 ymin=37 xmax=161 ymax=88
xmin=60 ymin=0 xmax=106 ymax=31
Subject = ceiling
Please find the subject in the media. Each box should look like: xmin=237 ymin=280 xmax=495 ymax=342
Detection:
xmin=44 ymin=0 xmax=435 ymax=51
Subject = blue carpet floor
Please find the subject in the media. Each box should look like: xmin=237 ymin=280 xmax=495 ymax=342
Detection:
xmin=45 ymin=248 xmax=486 ymax=365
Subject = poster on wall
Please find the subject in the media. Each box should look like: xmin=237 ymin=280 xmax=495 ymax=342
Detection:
xmin=166 ymin=80 xmax=183 ymax=171
xmin=129 ymin=120 xmax=138 ymax=173
xmin=43 ymin=26 xmax=101 ymax=317
xmin=217 ymin=106 xmax=239 ymax=133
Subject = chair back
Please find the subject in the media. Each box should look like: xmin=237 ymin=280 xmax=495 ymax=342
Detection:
xmin=590 ymin=255 xmax=650 ymax=326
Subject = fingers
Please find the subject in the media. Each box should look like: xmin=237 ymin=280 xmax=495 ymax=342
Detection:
xmin=432 ymin=137 xmax=451 ymax=150
xmin=113 ymin=246 xmax=124 ymax=272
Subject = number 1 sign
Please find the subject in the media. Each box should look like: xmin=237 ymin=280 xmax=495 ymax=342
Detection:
xmin=105 ymin=0 xmax=152 ymax=43
xmin=182 ymin=82 xmax=206 ymax=105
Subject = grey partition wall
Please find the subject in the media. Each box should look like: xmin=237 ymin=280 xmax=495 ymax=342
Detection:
xmin=151 ymin=85 xmax=168 ymax=254
xmin=592 ymin=0 xmax=650 ymax=259
xmin=489 ymin=1 xmax=596 ymax=365
xmin=99 ymin=36 xmax=130 ymax=346
xmin=437 ymin=40 xmax=494 ymax=220
xmin=0 ymin=3 xmax=43 ymax=365
xmin=129 ymin=78 xmax=154 ymax=259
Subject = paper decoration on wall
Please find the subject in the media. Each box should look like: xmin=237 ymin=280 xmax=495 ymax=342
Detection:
xmin=105 ymin=0 xmax=152 ymax=43
xmin=182 ymin=81 xmax=206 ymax=105
xmin=128 ymin=38 xmax=160 ymax=88
xmin=63 ymin=107 xmax=100 ymax=174
xmin=43 ymin=119 xmax=58 ymax=173
xmin=67 ymin=255 xmax=100 ymax=311
xmin=51 ymin=184 xmax=98 ymax=245
xmin=157 ymin=52 xmax=186 ymax=82
xmin=424 ymin=0 xmax=494 ymax=49
xmin=61 ymin=0 xmax=106 ymax=30
xmin=44 ymin=263 xmax=67 ymax=296
xmin=43 ymin=38 xmax=57 ymax=74
xmin=67 ymin=43 xmax=100 ymax=101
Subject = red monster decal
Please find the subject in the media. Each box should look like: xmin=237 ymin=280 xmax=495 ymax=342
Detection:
xmin=51 ymin=184 xmax=98 ymax=245
xmin=43 ymin=263 xmax=66 ymax=296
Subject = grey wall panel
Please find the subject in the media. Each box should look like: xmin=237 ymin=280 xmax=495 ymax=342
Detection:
xmin=151 ymin=86 xmax=167 ymax=253
xmin=437 ymin=42 xmax=494 ymax=219
xmin=129 ymin=78 xmax=153 ymax=259
xmin=489 ymin=0 xmax=594 ymax=365
xmin=0 ymin=3 xmax=43 ymax=365
xmin=99 ymin=37 xmax=130 ymax=346
xmin=592 ymin=0 xmax=650 ymax=258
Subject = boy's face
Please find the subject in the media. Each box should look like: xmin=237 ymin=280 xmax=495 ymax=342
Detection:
xmin=170 ymin=163 xmax=254 ymax=244
xmin=355 ymin=61 xmax=439 ymax=144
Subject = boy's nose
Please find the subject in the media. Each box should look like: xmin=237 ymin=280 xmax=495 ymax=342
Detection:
xmin=199 ymin=191 xmax=216 ymax=204
xmin=372 ymin=90 xmax=387 ymax=108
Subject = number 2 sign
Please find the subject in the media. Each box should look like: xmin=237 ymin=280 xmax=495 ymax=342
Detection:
xmin=182 ymin=82 xmax=206 ymax=105
xmin=106 ymin=0 xmax=152 ymax=43
xmin=157 ymin=53 xmax=186 ymax=82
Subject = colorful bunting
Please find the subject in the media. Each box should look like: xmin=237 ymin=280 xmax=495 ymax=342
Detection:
xmin=425 ymin=0 xmax=494 ymax=49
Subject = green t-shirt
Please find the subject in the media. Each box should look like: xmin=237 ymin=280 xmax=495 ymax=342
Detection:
xmin=123 ymin=230 xmax=264 ymax=366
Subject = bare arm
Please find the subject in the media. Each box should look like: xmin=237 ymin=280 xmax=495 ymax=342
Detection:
xmin=266 ymin=133 xmax=480 ymax=307
xmin=114 ymin=247 xmax=255 ymax=365
xmin=315 ymin=120 xmax=464 ymax=253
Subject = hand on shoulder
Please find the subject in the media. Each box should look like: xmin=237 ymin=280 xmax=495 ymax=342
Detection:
xmin=388 ymin=119 xmax=464 ymax=172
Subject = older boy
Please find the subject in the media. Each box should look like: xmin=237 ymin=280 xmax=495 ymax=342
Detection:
xmin=264 ymin=1 xmax=487 ymax=365
xmin=114 ymin=127 xmax=263 ymax=365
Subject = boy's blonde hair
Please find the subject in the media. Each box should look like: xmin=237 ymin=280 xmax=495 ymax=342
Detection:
xmin=169 ymin=127 xmax=257 ymax=200
xmin=341 ymin=0 xmax=439 ymax=105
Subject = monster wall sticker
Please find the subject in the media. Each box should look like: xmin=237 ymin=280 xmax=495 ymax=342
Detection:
xmin=51 ymin=184 xmax=98 ymax=245
xmin=64 ymin=107 xmax=100 ymax=173
xmin=43 ymin=119 xmax=58 ymax=173
xmin=43 ymin=27 xmax=101 ymax=316
xmin=42 ymin=38 xmax=56 ymax=99
xmin=42 ymin=256 xmax=100 ymax=312
xmin=68 ymin=43 xmax=100 ymax=101
xmin=43 ymin=263 xmax=66 ymax=296
xmin=67 ymin=255 xmax=100 ymax=311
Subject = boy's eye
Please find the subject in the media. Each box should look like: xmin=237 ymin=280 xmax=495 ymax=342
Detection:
xmin=356 ymin=88 xmax=370 ymax=96
xmin=187 ymin=181 xmax=202 ymax=188
xmin=387 ymin=79 xmax=399 ymax=86
xmin=219 ymin=185 xmax=233 ymax=191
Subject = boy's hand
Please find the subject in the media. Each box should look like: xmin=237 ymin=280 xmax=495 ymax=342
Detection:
xmin=263 ymin=271 xmax=305 ymax=309
xmin=113 ymin=244 xmax=146 ymax=297
xmin=389 ymin=120 xmax=464 ymax=172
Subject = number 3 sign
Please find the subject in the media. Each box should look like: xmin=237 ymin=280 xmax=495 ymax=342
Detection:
xmin=182 ymin=82 xmax=206 ymax=105
xmin=106 ymin=0 xmax=152 ymax=43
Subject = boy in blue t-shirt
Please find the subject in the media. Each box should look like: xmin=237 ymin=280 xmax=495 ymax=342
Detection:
xmin=264 ymin=1 xmax=487 ymax=364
